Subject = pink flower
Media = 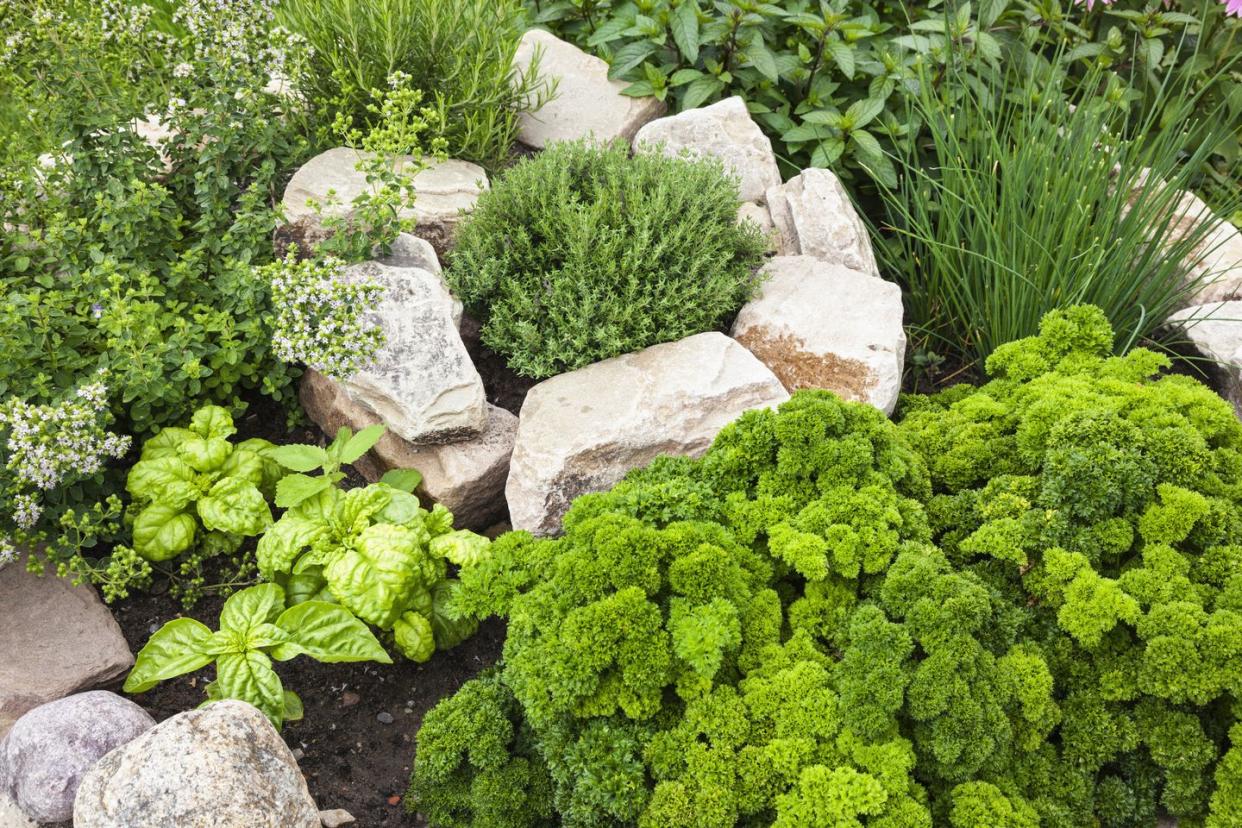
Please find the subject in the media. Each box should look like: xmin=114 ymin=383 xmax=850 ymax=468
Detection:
xmin=1225 ymin=0 xmax=1242 ymax=17
xmin=1076 ymin=0 xmax=1115 ymax=8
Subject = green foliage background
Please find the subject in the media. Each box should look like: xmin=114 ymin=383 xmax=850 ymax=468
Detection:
xmin=410 ymin=306 xmax=1242 ymax=827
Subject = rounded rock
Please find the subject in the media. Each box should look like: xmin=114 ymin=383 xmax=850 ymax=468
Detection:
xmin=73 ymin=700 xmax=320 ymax=828
xmin=0 ymin=690 xmax=154 ymax=823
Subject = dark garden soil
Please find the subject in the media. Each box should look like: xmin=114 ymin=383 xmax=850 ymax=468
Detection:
xmin=107 ymin=590 xmax=505 ymax=827
xmin=99 ymin=391 xmax=507 ymax=826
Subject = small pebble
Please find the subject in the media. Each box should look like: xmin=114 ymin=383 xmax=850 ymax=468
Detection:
xmin=319 ymin=807 xmax=356 ymax=827
xmin=292 ymin=748 xmax=305 ymax=761
xmin=341 ymin=691 xmax=360 ymax=708
xmin=376 ymin=711 xmax=394 ymax=725
xmin=387 ymin=795 xmax=402 ymax=806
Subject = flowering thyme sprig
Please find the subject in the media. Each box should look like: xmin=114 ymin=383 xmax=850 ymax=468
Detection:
xmin=263 ymin=251 xmax=386 ymax=381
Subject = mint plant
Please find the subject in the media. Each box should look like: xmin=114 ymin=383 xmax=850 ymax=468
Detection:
xmin=124 ymin=582 xmax=390 ymax=729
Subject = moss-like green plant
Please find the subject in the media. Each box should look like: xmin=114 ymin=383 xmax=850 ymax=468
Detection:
xmin=446 ymin=139 xmax=768 ymax=379
xmin=409 ymin=305 xmax=1242 ymax=828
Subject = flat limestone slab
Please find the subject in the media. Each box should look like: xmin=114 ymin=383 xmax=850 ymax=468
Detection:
xmin=732 ymin=256 xmax=905 ymax=415
xmin=506 ymin=332 xmax=789 ymax=536
xmin=0 ymin=555 xmax=133 ymax=738
xmin=513 ymin=29 xmax=665 ymax=148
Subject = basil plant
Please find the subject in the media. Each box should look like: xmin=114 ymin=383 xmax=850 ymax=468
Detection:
xmin=125 ymin=405 xmax=284 ymax=561
xmin=257 ymin=480 xmax=490 ymax=663
xmin=124 ymin=583 xmax=390 ymax=728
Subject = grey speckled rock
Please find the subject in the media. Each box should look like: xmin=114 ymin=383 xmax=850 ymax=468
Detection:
xmin=73 ymin=701 xmax=319 ymax=828
xmin=0 ymin=691 xmax=154 ymax=823
xmin=300 ymin=368 xmax=516 ymax=529
xmin=633 ymin=97 xmax=781 ymax=203
xmin=732 ymin=256 xmax=905 ymax=415
xmin=280 ymin=148 xmax=488 ymax=255
xmin=0 ymin=552 xmax=133 ymax=738
xmin=513 ymin=29 xmax=665 ymax=148
xmin=0 ymin=792 xmax=35 ymax=828
xmin=506 ymin=332 xmax=789 ymax=535
xmin=339 ymin=261 xmax=486 ymax=444
xmin=374 ymin=234 xmax=461 ymax=328
xmin=1168 ymin=301 xmax=1242 ymax=417
xmin=765 ymin=168 xmax=879 ymax=277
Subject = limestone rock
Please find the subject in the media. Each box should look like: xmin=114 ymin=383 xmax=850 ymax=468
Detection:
xmin=765 ymin=168 xmax=879 ymax=277
xmin=1168 ymin=302 xmax=1242 ymax=416
xmin=320 ymin=808 xmax=356 ymax=827
xmin=0 ymin=691 xmax=155 ymax=823
xmin=732 ymin=256 xmax=905 ymax=415
xmin=1165 ymin=191 xmax=1242 ymax=306
xmin=280 ymin=148 xmax=488 ymax=255
xmin=0 ymin=553 xmax=133 ymax=738
xmin=73 ymin=700 xmax=320 ymax=828
xmin=374 ymin=234 xmax=460 ymax=328
xmin=513 ymin=29 xmax=665 ymax=148
xmin=338 ymin=260 xmax=486 ymax=444
xmin=300 ymin=369 xmax=515 ymax=529
xmin=506 ymin=332 xmax=789 ymax=535
xmin=633 ymin=97 xmax=781 ymax=203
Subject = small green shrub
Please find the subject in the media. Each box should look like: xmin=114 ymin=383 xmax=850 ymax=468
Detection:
xmin=447 ymin=139 xmax=768 ymax=379
xmin=279 ymin=0 xmax=547 ymax=169
xmin=410 ymin=305 xmax=1242 ymax=827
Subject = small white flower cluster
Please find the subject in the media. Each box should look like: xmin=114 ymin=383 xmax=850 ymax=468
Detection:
xmin=0 ymin=380 xmax=132 ymax=495
xmin=266 ymin=256 xmax=386 ymax=381
xmin=0 ymin=537 xmax=16 ymax=569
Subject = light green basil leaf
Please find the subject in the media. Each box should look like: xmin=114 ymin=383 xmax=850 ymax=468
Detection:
xmin=247 ymin=621 xmax=291 ymax=651
xmin=219 ymin=583 xmax=286 ymax=635
xmin=201 ymin=629 xmax=245 ymax=656
xmin=140 ymin=427 xmax=195 ymax=460
xmin=429 ymin=529 xmax=491 ymax=568
xmin=272 ymin=601 xmax=391 ymax=663
xmin=257 ymin=513 xmax=328 ymax=579
xmin=275 ymin=473 xmax=334 ymax=510
xmin=285 ymin=566 xmax=329 ymax=605
xmin=198 ymin=477 xmax=271 ymax=536
xmin=283 ymin=689 xmax=304 ymax=722
xmin=236 ymin=438 xmax=285 ymax=496
xmin=265 ymin=443 xmax=331 ymax=473
xmin=126 ymin=456 xmax=197 ymax=509
xmin=379 ymin=468 xmax=423 ymax=494
xmin=220 ymin=448 xmax=266 ymax=488
xmin=378 ymin=488 xmax=424 ymax=526
xmin=190 ymin=405 xmax=237 ymax=440
xmin=323 ymin=523 xmax=423 ymax=629
xmin=132 ymin=504 xmax=197 ymax=562
xmin=393 ymin=611 xmax=435 ymax=662
xmin=124 ymin=618 xmax=214 ymax=693
xmin=178 ymin=436 xmax=232 ymax=473
xmin=214 ymin=651 xmax=285 ymax=728
xmin=338 ymin=424 xmax=386 ymax=464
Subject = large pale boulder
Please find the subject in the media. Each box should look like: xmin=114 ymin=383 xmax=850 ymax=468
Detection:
xmin=1168 ymin=302 xmax=1242 ymax=416
xmin=338 ymin=260 xmax=486 ymax=444
xmin=633 ymin=96 xmax=781 ymax=203
xmin=1164 ymin=191 xmax=1242 ymax=306
xmin=280 ymin=148 xmax=488 ymax=254
xmin=731 ymin=256 xmax=905 ymax=415
xmin=0 ymin=691 xmax=155 ymax=823
xmin=300 ymin=368 xmax=516 ymax=529
xmin=0 ymin=554 xmax=133 ymax=737
xmin=374 ymin=233 xmax=461 ymax=328
xmin=506 ymin=332 xmax=789 ymax=535
xmin=513 ymin=29 xmax=665 ymax=148
xmin=765 ymin=168 xmax=879 ymax=277
xmin=73 ymin=701 xmax=320 ymax=828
